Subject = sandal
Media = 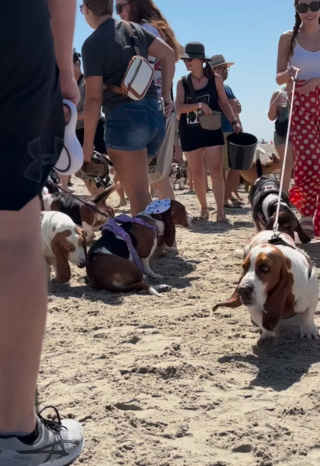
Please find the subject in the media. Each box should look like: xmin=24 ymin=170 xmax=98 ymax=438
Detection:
xmin=200 ymin=208 xmax=209 ymax=220
xmin=300 ymin=216 xmax=315 ymax=239
xmin=216 ymin=213 xmax=230 ymax=224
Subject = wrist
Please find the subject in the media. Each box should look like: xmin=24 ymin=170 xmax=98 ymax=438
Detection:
xmin=231 ymin=119 xmax=239 ymax=126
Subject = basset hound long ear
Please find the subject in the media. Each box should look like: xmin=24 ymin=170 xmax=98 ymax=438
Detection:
xmin=51 ymin=233 xmax=71 ymax=283
xmin=212 ymin=268 xmax=247 ymax=312
xmin=295 ymin=219 xmax=312 ymax=244
xmin=262 ymin=257 xmax=295 ymax=331
xmin=74 ymin=225 xmax=87 ymax=249
xmin=153 ymin=209 xmax=176 ymax=248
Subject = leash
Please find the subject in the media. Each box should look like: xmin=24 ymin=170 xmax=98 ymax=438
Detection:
xmin=46 ymin=180 xmax=114 ymax=219
xmin=272 ymin=70 xmax=299 ymax=237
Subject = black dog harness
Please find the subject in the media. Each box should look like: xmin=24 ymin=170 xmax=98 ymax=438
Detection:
xmin=250 ymin=177 xmax=290 ymax=226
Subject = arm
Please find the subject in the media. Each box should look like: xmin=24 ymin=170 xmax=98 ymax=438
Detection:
xmin=229 ymin=98 xmax=241 ymax=114
xmin=47 ymin=0 xmax=79 ymax=105
xmin=276 ymin=33 xmax=296 ymax=85
xmin=83 ymin=77 xmax=103 ymax=162
xmin=268 ymin=91 xmax=281 ymax=121
xmin=77 ymin=111 xmax=84 ymax=122
xmin=216 ymin=75 xmax=242 ymax=133
xmin=148 ymin=38 xmax=175 ymax=115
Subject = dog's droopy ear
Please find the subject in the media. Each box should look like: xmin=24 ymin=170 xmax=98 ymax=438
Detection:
xmin=51 ymin=231 xmax=71 ymax=283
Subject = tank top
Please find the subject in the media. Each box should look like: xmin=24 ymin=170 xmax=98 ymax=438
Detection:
xmin=289 ymin=41 xmax=320 ymax=80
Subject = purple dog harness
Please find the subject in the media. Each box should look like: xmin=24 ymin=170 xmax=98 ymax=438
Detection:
xmin=102 ymin=214 xmax=159 ymax=272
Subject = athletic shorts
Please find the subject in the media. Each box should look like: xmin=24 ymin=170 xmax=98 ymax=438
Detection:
xmin=104 ymin=98 xmax=165 ymax=157
xmin=76 ymin=117 xmax=106 ymax=154
xmin=0 ymin=1 xmax=64 ymax=211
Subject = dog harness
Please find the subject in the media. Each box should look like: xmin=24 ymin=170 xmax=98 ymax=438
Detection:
xmin=250 ymin=177 xmax=290 ymax=226
xmin=102 ymin=215 xmax=159 ymax=273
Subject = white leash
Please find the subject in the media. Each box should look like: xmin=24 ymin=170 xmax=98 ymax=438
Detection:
xmin=272 ymin=71 xmax=299 ymax=235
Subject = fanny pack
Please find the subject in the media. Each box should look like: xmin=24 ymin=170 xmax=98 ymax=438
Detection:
xmin=103 ymin=22 xmax=154 ymax=101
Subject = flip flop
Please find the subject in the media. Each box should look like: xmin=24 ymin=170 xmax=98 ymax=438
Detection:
xmin=54 ymin=99 xmax=84 ymax=176
xmin=224 ymin=203 xmax=243 ymax=209
xmin=200 ymin=208 xmax=209 ymax=220
xmin=216 ymin=213 xmax=230 ymax=223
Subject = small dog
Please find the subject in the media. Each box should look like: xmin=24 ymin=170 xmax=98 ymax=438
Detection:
xmin=249 ymin=159 xmax=311 ymax=244
xmin=41 ymin=211 xmax=87 ymax=283
xmin=240 ymin=147 xmax=281 ymax=190
xmin=170 ymin=163 xmax=187 ymax=191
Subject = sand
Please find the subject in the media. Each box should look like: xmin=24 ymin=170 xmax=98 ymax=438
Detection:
xmin=38 ymin=178 xmax=320 ymax=466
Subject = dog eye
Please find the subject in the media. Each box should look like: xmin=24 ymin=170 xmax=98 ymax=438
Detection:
xmin=259 ymin=265 xmax=269 ymax=273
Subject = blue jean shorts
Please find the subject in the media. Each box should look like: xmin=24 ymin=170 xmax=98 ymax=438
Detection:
xmin=105 ymin=98 xmax=165 ymax=157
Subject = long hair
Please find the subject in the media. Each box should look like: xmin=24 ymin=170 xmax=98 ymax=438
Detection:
xmin=290 ymin=0 xmax=320 ymax=56
xmin=204 ymin=62 xmax=215 ymax=80
xmin=129 ymin=0 xmax=180 ymax=62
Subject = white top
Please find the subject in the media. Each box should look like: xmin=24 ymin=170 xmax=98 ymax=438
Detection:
xmin=141 ymin=23 xmax=164 ymax=98
xmin=289 ymin=41 xmax=320 ymax=80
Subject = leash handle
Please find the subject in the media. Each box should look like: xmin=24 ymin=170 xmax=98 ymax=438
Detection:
xmin=273 ymin=70 xmax=299 ymax=234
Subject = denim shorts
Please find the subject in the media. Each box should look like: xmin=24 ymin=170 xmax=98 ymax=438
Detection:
xmin=105 ymin=98 xmax=165 ymax=157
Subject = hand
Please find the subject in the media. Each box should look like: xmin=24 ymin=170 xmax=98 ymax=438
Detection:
xmin=296 ymin=78 xmax=320 ymax=95
xmin=287 ymin=66 xmax=300 ymax=80
xmin=199 ymin=102 xmax=212 ymax=116
xmin=59 ymin=70 xmax=80 ymax=106
xmin=83 ymin=143 xmax=94 ymax=163
xmin=163 ymin=98 xmax=174 ymax=117
xmin=233 ymin=123 xmax=242 ymax=134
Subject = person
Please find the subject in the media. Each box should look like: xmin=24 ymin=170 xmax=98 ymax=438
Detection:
xmin=176 ymin=42 xmax=242 ymax=222
xmin=277 ymin=0 xmax=320 ymax=238
xmin=116 ymin=0 xmax=180 ymax=201
xmin=0 ymin=1 xmax=84 ymax=465
xmin=268 ymin=86 xmax=294 ymax=193
xmin=81 ymin=0 xmax=175 ymax=216
xmin=211 ymin=54 xmax=243 ymax=208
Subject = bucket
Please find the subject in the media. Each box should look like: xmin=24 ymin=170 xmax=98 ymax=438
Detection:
xmin=227 ymin=132 xmax=258 ymax=171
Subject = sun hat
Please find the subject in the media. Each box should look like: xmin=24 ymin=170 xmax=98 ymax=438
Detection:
xmin=180 ymin=42 xmax=211 ymax=61
xmin=210 ymin=54 xmax=234 ymax=68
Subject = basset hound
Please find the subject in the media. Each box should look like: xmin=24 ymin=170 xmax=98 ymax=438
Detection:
xmin=170 ymin=163 xmax=187 ymax=191
xmin=42 ymin=184 xmax=115 ymax=243
xmin=249 ymin=175 xmax=311 ymax=244
xmin=86 ymin=199 xmax=196 ymax=296
xmin=41 ymin=211 xmax=87 ymax=283
xmin=213 ymin=230 xmax=319 ymax=344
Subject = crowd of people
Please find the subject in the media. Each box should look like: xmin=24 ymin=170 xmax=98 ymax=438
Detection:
xmin=0 ymin=0 xmax=319 ymax=465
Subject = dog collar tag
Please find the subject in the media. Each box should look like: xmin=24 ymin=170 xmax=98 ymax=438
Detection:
xmin=144 ymin=199 xmax=171 ymax=214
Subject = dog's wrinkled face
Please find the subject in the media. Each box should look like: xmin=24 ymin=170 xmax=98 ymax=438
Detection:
xmin=171 ymin=163 xmax=180 ymax=175
xmin=238 ymin=245 xmax=290 ymax=307
xmin=63 ymin=227 xmax=87 ymax=268
xmin=170 ymin=200 xmax=196 ymax=227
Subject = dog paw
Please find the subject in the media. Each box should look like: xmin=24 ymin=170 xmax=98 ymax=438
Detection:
xmin=300 ymin=326 xmax=320 ymax=340
xmin=155 ymin=284 xmax=172 ymax=293
xmin=258 ymin=330 xmax=277 ymax=347
xmin=151 ymin=273 xmax=164 ymax=280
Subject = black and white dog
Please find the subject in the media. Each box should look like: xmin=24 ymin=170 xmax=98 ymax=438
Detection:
xmin=169 ymin=163 xmax=187 ymax=190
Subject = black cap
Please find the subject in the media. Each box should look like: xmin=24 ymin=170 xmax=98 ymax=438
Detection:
xmin=180 ymin=42 xmax=210 ymax=61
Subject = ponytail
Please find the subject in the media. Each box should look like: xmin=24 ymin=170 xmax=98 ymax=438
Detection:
xmin=204 ymin=62 xmax=215 ymax=80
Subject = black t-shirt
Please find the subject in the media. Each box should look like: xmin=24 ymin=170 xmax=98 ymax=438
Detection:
xmin=82 ymin=18 xmax=158 ymax=115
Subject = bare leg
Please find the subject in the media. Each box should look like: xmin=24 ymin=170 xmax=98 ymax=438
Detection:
xmin=276 ymin=142 xmax=294 ymax=193
xmin=186 ymin=148 xmax=207 ymax=211
xmin=0 ymin=198 xmax=46 ymax=433
xmin=185 ymin=153 xmax=194 ymax=191
xmin=108 ymin=148 xmax=151 ymax=216
xmin=225 ymin=169 xmax=241 ymax=204
xmin=203 ymin=151 xmax=211 ymax=191
xmin=151 ymin=176 xmax=175 ymax=201
xmin=113 ymin=173 xmax=127 ymax=206
xmin=205 ymin=146 xmax=225 ymax=215
xmin=174 ymin=144 xmax=183 ymax=165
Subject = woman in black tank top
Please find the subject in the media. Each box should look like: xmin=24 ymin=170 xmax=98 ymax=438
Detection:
xmin=176 ymin=43 xmax=242 ymax=222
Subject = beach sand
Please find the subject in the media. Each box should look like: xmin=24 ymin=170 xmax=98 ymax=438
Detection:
xmin=39 ymin=175 xmax=320 ymax=466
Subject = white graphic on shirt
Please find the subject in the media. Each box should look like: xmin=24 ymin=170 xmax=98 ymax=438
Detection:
xmin=186 ymin=94 xmax=210 ymax=125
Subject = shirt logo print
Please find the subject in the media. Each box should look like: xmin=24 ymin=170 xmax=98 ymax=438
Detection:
xmin=24 ymin=137 xmax=64 ymax=183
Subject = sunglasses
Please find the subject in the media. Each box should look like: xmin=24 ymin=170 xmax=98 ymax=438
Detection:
xmin=115 ymin=2 xmax=130 ymax=14
xmin=183 ymin=58 xmax=194 ymax=63
xmin=215 ymin=66 xmax=230 ymax=71
xmin=296 ymin=1 xmax=320 ymax=13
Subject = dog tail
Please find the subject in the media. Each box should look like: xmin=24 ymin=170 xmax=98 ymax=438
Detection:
xmin=107 ymin=282 xmax=162 ymax=297
xmin=256 ymin=149 xmax=263 ymax=179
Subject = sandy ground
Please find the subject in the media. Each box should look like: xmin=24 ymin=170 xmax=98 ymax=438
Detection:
xmin=38 ymin=176 xmax=320 ymax=466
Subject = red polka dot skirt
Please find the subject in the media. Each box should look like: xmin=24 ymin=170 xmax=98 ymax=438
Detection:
xmin=289 ymin=81 xmax=320 ymax=236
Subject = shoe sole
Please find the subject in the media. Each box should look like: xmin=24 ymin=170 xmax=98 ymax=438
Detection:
xmin=38 ymin=438 xmax=84 ymax=466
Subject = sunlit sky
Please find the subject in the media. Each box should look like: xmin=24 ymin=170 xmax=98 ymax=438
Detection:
xmin=74 ymin=0 xmax=296 ymax=141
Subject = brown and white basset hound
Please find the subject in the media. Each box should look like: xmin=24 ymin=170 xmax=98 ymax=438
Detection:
xmin=42 ymin=185 xmax=116 ymax=243
xmin=86 ymin=199 xmax=196 ymax=296
xmin=41 ymin=211 xmax=87 ymax=283
xmin=213 ymin=230 xmax=319 ymax=344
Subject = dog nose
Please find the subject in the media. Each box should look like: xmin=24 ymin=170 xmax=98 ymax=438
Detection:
xmin=238 ymin=284 xmax=254 ymax=298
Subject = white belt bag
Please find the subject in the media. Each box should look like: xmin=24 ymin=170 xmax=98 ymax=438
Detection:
xmin=103 ymin=22 xmax=155 ymax=101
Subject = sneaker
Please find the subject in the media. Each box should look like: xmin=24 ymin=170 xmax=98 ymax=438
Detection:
xmin=0 ymin=406 xmax=84 ymax=466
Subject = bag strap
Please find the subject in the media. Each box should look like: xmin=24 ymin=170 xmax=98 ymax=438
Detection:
xmin=186 ymin=74 xmax=198 ymax=104
xmin=122 ymin=21 xmax=141 ymax=56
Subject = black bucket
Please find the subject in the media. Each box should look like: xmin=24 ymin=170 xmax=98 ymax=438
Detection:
xmin=227 ymin=132 xmax=258 ymax=170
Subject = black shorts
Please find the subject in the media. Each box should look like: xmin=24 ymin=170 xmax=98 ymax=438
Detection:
xmin=0 ymin=0 xmax=64 ymax=211
xmin=76 ymin=117 xmax=106 ymax=155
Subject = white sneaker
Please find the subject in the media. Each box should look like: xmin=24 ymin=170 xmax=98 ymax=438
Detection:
xmin=0 ymin=407 xmax=84 ymax=466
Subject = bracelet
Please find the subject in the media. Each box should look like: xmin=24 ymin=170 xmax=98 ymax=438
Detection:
xmin=231 ymin=120 xmax=239 ymax=126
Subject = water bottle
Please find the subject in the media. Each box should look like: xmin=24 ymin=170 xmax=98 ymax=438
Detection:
xmin=279 ymin=87 xmax=288 ymax=107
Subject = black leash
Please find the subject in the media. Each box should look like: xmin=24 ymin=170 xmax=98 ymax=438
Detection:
xmin=46 ymin=180 xmax=114 ymax=219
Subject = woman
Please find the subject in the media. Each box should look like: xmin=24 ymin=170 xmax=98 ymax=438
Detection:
xmin=81 ymin=0 xmax=175 ymax=216
xmin=268 ymin=87 xmax=294 ymax=193
xmin=116 ymin=0 xmax=180 ymax=201
xmin=176 ymin=42 xmax=242 ymax=221
xmin=277 ymin=0 xmax=320 ymax=237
